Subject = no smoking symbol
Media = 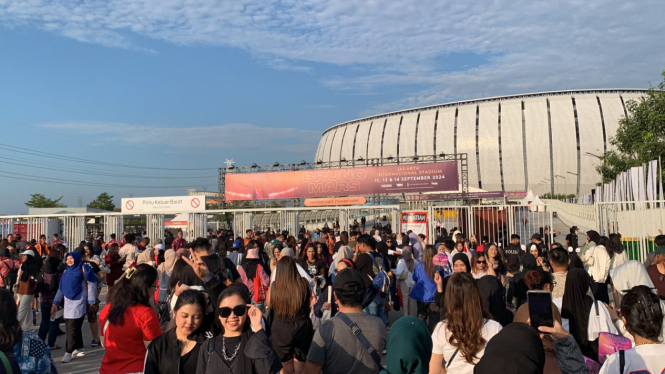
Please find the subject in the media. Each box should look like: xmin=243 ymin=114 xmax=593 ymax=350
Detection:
xmin=126 ymin=200 xmax=134 ymax=210
xmin=191 ymin=198 xmax=200 ymax=208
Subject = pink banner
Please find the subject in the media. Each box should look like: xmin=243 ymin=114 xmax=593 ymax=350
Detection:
xmin=225 ymin=162 xmax=459 ymax=201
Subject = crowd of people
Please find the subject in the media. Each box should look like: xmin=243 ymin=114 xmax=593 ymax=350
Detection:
xmin=0 ymin=223 xmax=663 ymax=374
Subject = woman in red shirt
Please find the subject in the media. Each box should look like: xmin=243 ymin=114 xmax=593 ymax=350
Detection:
xmin=100 ymin=264 xmax=161 ymax=374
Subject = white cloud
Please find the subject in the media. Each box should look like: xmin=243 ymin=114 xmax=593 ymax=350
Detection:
xmin=2 ymin=0 xmax=664 ymax=114
xmin=39 ymin=122 xmax=321 ymax=151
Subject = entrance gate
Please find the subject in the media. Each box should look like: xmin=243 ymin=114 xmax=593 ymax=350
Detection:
xmin=428 ymin=204 xmax=553 ymax=247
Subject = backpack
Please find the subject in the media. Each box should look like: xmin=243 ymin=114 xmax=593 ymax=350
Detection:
xmin=368 ymin=253 xmax=391 ymax=293
xmin=0 ymin=259 xmax=18 ymax=290
xmin=39 ymin=272 xmax=59 ymax=293
xmin=215 ymin=256 xmax=234 ymax=286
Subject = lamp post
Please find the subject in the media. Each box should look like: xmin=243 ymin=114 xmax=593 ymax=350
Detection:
xmin=555 ymin=175 xmax=566 ymax=197
xmin=567 ymin=171 xmax=579 ymax=197
xmin=543 ymin=178 xmax=552 ymax=197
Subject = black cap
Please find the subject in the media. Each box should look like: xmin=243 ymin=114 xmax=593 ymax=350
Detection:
xmin=333 ymin=269 xmax=366 ymax=294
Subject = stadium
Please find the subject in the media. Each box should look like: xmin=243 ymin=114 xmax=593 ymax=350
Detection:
xmin=315 ymin=89 xmax=647 ymax=196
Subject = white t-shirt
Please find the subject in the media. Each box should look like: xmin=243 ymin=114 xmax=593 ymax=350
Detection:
xmin=598 ymin=344 xmax=665 ymax=374
xmin=431 ymin=319 xmax=502 ymax=374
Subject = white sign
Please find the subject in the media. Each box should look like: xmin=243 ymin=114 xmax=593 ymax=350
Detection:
xmin=121 ymin=195 xmax=206 ymax=214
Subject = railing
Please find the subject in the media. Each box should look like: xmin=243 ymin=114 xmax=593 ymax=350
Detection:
xmin=544 ymin=200 xmax=597 ymax=231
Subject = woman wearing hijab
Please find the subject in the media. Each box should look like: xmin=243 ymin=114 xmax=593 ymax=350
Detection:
xmin=51 ymin=251 xmax=98 ymax=363
xmin=474 ymin=323 xmax=545 ymax=374
xmin=409 ymin=232 xmax=424 ymax=262
xmin=513 ymin=254 xmax=538 ymax=307
xmin=330 ymin=245 xmax=354 ymax=284
xmin=381 ymin=316 xmax=431 ymax=374
xmin=396 ymin=247 xmax=418 ymax=317
xmin=16 ymin=249 xmax=41 ymax=332
xmin=559 ymin=268 xmax=617 ymax=360
xmin=238 ymin=244 xmax=270 ymax=312
xmin=433 ymin=253 xmax=471 ymax=314
xmin=157 ymin=249 xmax=177 ymax=302
xmin=609 ymin=260 xmax=665 ymax=343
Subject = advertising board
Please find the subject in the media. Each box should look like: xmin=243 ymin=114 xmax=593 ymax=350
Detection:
xmin=400 ymin=211 xmax=429 ymax=239
xmin=226 ymin=161 xmax=458 ymax=201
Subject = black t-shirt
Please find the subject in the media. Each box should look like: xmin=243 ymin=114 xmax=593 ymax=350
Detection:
xmin=202 ymin=254 xmax=241 ymax=283
xmin=303 ymin=259 xmax=326 ymax=278
xmin=180 ymin=344 xmax=202 ymax=374
xmin=220 ymin=335 xmax=242 ymax=370
xmin=355 ymin=253 xmax=376 ymax=289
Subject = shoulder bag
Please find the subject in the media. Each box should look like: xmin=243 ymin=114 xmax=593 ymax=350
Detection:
xmin=336 ymin=312 xmax=383 ymax=371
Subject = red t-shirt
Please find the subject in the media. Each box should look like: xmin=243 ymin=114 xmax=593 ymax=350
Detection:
xmin=172 ymin=238 xmax=187 ymax=250
xmin=99 ymin=303 xmax=161 ymax=374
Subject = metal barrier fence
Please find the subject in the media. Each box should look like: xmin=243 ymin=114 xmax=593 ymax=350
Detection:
xmin=545 ymin=199 xmax=665 ymax=262
xmin=597 ymin=200 xmax=665 ymax=262
xmin=0 ymin=205 xmax=401 ymax=244
xmin=429 ymin=204 xmax=553 ymax=247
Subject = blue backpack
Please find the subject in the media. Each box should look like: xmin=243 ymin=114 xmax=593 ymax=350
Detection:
xmin=368 ymin=253 xmax=391 ymax=293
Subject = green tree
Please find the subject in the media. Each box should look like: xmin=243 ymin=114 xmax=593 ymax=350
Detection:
xmin=88 ymin=192 xmax=116 ymax=211
xmin=597 ymin=70 xmax=665 ymax=182
xmin=24 ymin=193 xmax=66 ymax=208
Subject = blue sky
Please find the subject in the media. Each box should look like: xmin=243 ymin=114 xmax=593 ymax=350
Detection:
xmin=0 ymin=0 xmax=664 ymax=213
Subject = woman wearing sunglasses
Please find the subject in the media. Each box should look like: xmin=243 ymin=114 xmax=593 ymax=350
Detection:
xmin=197 ymin=283 xmax=282 ymax=374
xmin=144 ymin=290 xmax=207 ymax=374
xmin=471 ymin=252 xmax=488 ymax=280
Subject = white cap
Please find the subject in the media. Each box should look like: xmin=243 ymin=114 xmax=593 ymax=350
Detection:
xmin=19 ymin=249 xmax=35 ymax=257
xmin=154 ymin=244 xmax=164 ymax=251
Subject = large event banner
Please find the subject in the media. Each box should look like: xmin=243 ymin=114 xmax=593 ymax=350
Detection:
xmin=225 ymin=161 xmax=459 ymax=201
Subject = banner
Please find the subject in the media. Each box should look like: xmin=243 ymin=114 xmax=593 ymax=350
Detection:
xmin=225 ymin=161 xmax=459 ymax=201
xmin=400 ymin=211 xmax=428 ymax=239
xmin=121 ymin=195 xmax=206 ymax=214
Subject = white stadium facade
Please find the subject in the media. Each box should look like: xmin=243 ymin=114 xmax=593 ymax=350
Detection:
xmin=314 ymin=89 xmax=646 ymax=196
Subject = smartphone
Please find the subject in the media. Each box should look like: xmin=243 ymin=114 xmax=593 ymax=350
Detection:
xmin=528 ymin=290 xmax=554 ymax=331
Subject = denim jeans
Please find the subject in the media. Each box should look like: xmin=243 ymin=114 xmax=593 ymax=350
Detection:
xmin=38 ymin=303 xmax=59 ymax=347
xmin=363 ymin=294 xmax=387 ymax=325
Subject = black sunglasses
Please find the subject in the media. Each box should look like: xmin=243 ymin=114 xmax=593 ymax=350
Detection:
xmin=477 ymin=260 xmax=487 ymax=264
xmin=218 ymin=305 xmax=247 ymax=318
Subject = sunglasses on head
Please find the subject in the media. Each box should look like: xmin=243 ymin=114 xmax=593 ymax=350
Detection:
xmin=218 ymin=305 xmax=247 ymax=318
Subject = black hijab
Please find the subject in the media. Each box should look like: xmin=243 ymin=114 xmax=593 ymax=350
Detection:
xmin=474 ymin=323 xmax=545 ymax=374
xmin=561 ymin=268 xmax=595 ymax=358
xmin=477 ymin=275 xmax=508 ymax=326
xmin=452 ymin=253 xmax=471 ymax=273
xmin=567 ymin=252 xmax=585 ymax=270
